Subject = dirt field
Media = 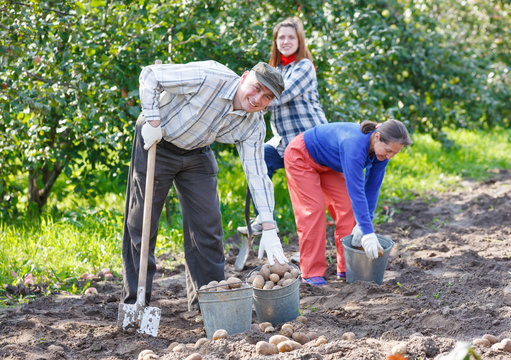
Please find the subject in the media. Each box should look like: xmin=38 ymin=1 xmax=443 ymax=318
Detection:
xmin=1 ymin=169 xmax=510 ymax=360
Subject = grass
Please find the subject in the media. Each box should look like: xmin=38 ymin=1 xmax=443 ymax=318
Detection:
xmin=1 ymin=126 xmax=510 ymax=305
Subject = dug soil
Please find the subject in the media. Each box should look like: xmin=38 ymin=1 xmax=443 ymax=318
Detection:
xmin=1 ymin=170 xmax=510 ymax=360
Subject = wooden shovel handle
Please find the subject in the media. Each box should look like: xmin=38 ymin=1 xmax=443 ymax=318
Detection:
xmin=137 ymin=143 xmax=156 ymax=296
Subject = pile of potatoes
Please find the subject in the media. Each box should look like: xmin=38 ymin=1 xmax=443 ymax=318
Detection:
xmin=198 ymin=276 xmax=247 ymax=292
xmin=255 ymin=320 xmax=330 ymax=355
xmin=247 ymin=263 xmax=300 ymax=290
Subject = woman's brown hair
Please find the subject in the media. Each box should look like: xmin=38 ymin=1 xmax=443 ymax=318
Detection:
xmin=361 ymin=120 xmax=413 ymax=146
xmin=268 ymin=17 xmax=313 ymax=67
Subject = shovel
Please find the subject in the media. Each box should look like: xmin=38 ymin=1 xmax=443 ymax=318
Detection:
xmin=117 ymin=143 xmax=161 ymax=337
xmin=234 ymin=186 xmax=254 ymax=271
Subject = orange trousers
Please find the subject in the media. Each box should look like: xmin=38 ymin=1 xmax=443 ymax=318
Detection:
xmin=284 ymin=133 xmax=356 ymax=278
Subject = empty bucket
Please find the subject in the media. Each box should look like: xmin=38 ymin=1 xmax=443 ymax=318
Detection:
xmin=197 ymin=283 xmax=253 ymax=339
xmin=342 ymin=234 xmax=394 ymax=285
xmin=246 ymin=264 xmax=301 ymax=326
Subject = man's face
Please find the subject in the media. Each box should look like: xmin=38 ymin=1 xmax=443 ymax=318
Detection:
xmin=233 ymin=71 xmax=276 ymax=113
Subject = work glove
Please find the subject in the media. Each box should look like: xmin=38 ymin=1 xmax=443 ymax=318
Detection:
xmin=258 ymin=228 xmax=288 ymax=265
xmin=141 ymin=122 xmax=162 ymax=150
xmin=351 ymin=224 xmax=363 ymax=247
xmin=361 ymin=233 xmax=383 ymax=259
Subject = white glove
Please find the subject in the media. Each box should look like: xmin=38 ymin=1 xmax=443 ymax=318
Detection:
xmin=351 ymin=224 xmax=363 ymax=247
xmin=141 ymin=122 xmax=162 ymax=150
xmin=258 ymin=228 xmax=288 ymax=265
xmin=361 ymin=233 xmax=383 ymax=259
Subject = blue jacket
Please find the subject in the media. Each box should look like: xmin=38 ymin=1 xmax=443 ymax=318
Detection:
xmin=303 ymin=122 xmax=388 ymax=234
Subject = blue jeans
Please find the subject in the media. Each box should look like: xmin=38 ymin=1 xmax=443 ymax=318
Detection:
xmin=253 ymin=144 xmax=284 ymax=216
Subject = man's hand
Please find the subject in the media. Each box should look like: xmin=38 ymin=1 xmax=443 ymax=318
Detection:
xmin=141 ymin=122 xmax=162 ymax=150
xmin=361 ymin=233 xmax=383 ymax=259
xmin=258 ymin=228 xmax=288 ymax=265
xmin=351 ymin=224 xmax=363 ymax=247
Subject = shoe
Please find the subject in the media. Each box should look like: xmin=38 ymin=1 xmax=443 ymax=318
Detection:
xmin=336 ymin=272 xmax=346 ymax=281
xmin=301 ymin=276 xmax=327 ymax=286
xmin=237 ymin=219 xmax=279 ymax=235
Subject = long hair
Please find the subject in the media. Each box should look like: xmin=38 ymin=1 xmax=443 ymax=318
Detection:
xmin=361 ymin=120 xmax=413 ymax=146
xmin=269 ymin=17 xmax=313 ymax=67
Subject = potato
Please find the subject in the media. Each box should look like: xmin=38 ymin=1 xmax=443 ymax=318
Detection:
xmin=259 ymin=265 xmax=271 ymax=281
xmin=391 ymin=343 xmax=408 ymax=354
xmin=138 ymin=350 xmax=157 ymax=360
xmin=270 ymin=273 xmax=280 ymax=283
xmin=269 ymin=263 xmax=288 ymax=277
xmin=277 ymin=278 xmax=286 ymax=286
xmin=264 ymin=326 xmax=275 ymax=333
xmin=279 ymin=327 xmax=293 ymax=338
xmin=259 ymin=322 xmax=273 ymax=332
xmin=269 ymin=334 xmax=289 ymax=345
xmin=277 ymin=340 xmax=302 ymax=352
xmin=290 ymin=268 xmax=300 ymax=278
xmin=217 ymin=280 xmax=230 ymax=290
xmin=194 ymin=338 xmax=209 ymax=349
xmin=273 ymin=285 xmax=282 ymax=290
xmin=341 ymin=332 xmax=355 ymax=340
xmin=185 ymin=354 xmax=202 ymax=360
xmin=256 ymin=341 xmax=279 ymax=355
xmin=263 ymin=281 xmax=275 ymax=290
xmin=281 ymin=278 xmax=294 ymax=287
xmin=226 ymin=276 xmax=242 ymax=289
xmin=292 ymin=332 xmax=310 ymax=345
xmin=315 ymin=335 xmax=328 ymax=346
xmin=207 ymin=280 xmax=219 ymax=288
xmin=167 ymin=342 xmax=179 ymax=351
xmin=472 ymin=338 xmax=490 ymax=347
xmin=307 ymin=331 xmax=318 ymax=340
xmin=482 ymin=334 xmax=499 ymax=344
xmin=212 ymin=329 xmax=228 ymax=340
xmin=283 ymin=272 xmax=293 ymax=280
xmin=252 ymin=275 xmax=265 ymax=289
xmin=297 ymin=315 xmax=307 ymax=323
xmin=281 ymin=323 xmax=294 ymax=332
xmin=247 ymin=272 xmax=258 ymax=283
xmin=173 ymin=344 xmax=187 ymax=352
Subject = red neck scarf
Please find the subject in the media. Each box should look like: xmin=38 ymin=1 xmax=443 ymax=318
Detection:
xmin=280 ymin=53 xmax=296 ymax=67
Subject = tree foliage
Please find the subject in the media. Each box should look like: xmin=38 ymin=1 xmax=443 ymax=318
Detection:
xmin=1 ymin=0 xmax=509 ymax=217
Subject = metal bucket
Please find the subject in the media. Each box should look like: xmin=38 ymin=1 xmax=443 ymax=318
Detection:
xmin=246 ymin=264 xmax=301 ymax=326
xmin=197 ymin=283 xmax=253 ymax=339
xmin=342 ymin=234 xmax=394 ymax=285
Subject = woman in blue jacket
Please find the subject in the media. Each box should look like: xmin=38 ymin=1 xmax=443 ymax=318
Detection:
xmin=284 ymin=120 xmax=412 ymax=285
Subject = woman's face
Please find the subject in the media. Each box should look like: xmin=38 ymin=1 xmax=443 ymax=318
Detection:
xmin=373 ymin=133 xmax=404 ymax=161
xmin=276 ymin=26 xmax=299 ymax=57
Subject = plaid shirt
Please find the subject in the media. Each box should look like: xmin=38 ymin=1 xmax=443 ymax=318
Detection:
xmin=139 ymin=60 xmax=274 ymax=222
xmin=267 ymin=58 xmax=328 ymax=156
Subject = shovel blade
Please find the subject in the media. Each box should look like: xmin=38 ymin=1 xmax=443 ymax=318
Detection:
xmin=234 ymin=235 xmax=253 ymax=271
xmin=117 ymin=303 xmax=161 ymax=337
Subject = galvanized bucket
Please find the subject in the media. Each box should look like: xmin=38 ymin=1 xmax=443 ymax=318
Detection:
xmin=246 ymin=264 xmax=301 ymax=326
xmin=341 ymin=234 xmax=394 ymax=285
xmin=197 ymin=283 xmax=253 ymax=339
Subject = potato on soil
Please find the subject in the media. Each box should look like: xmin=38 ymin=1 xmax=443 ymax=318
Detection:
xmin=472 ymin=338 xmax=490 ymax=347
xmin=482 ymin=334 xmax=498 ymax=344
xmin=315 ymin=335 xmax=328 ymax=346
xmin=138 ymin=350 xmax=158 ymax=360
xmin=279 ymin=327 xmax=293 ymax=338
xmin=173 ymin=344 xmax=187 ymax=352
xmin=259 ymin=322 xmax=273 ymax=332
xmin=264 ymin=326 xmax=275 ymax=333
xmin=292 ymin=332 xmax=310 ymax=345
xmin=341 ymin=332 xmax=355 ymax=340
xmin=194 ymin=338 xmax=209 ymax=348
xmin=277 ymin=340 xmax=302 ymax=352
xmin=256 ymin=341 xmax=278 ymax=355
xmin=212 ymin=329 xmax=228 ymax=340
xmin=252 ymin=275 xmax=265 ymax=289
xmin=296 ymin=315 xmax=307 ymax=323
xmin=226 ymin=276 xmax=242 ymax=289
xmin=269 ymin=335 xmax=289 ymax=345
xmin=185 ymin=354 xmax=202 ymax=360
xmin=281 ymin=323 xmax=294 ymax=332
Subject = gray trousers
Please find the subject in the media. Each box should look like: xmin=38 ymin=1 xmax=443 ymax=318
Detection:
xmin=121 ymin=116 xmax=225 ymax=311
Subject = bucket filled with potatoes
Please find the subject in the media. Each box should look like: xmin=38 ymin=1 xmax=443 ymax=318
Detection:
xmin=246 ymin=262 xmax=301 ymax=325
